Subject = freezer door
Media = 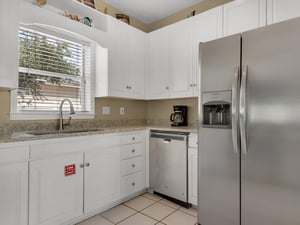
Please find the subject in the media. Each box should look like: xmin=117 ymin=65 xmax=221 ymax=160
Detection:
xmin=241 ymin=17 xmax=300 ymax=225
xmin=198 ymin=34 xmax=240 ymax=225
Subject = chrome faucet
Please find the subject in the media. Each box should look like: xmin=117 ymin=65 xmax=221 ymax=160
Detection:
xmin=58 ymin=99 xmax=75 ymax=132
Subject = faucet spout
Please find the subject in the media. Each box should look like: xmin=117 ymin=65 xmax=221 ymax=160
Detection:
xmin=59 ymin=99 xmax=75 ymax=132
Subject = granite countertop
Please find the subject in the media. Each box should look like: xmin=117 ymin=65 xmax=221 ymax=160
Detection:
xmin=0 ymin=125 xmax=197 ymax=143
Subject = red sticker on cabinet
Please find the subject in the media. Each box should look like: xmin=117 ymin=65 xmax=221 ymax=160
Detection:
xmin=64 ymin=164 xmax=76 ymax=176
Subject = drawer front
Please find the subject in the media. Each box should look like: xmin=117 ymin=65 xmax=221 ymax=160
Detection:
xmin=121 ymin=143 xmax=144 ymax=160
xmin=121 ymin=156 xmax=143 ymax=176
xmin=122 ymin=132 xmax=144 ymax=145
xmin=121 ymin=171 xmax=145 ymax=197
xmin=189 ymin=133 xmax=198 ymax=148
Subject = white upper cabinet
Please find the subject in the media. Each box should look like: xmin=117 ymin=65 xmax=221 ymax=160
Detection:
xmin=107 ymin=17 xmax=145 ymax=99
xmin=147 ymin=26 xmax=171 ymax=99
xmin=0 ymin=0 xmax=19 ymax=89
xmin=267 ymin=0 xmax=300 ymax=25
xmin=223 ymin=0 xmax=267 ymax=36
xmin=169 ymin=19 xmax=194 ymax=98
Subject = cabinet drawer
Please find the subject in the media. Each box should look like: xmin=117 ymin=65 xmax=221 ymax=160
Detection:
xmin=122 ymin=132 xmax=144 ymax=144
xmin=121 ymin=171 xmax=145 ymax=197
xmin=121 ymin=143 xmax=144 ymax=159
xmin=189 ymin=133 xmax=198 ymax=148
xmin=121 ymin=156 xmax=143 ymax=176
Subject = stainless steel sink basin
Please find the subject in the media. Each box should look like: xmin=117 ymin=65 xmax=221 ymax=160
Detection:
xmin=26 ymin=128 xmax=104 ymax=136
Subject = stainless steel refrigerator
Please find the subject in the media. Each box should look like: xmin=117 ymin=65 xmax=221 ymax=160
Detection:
xmin=198 ymin=17 xmax=300 ymax=225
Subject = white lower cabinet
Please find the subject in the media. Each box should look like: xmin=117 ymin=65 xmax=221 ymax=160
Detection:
xmin=0 ymin=145 xmax=29 ymax=225
xmin=29 ymin=152 xmax=84 ymax=225
xmin=188 ymin=133 xmax=198 ymax=206
xmin=84 ymin=147 xmax=120 ymax=213
xmin=120 ymin=132 xmax=146 ymax=198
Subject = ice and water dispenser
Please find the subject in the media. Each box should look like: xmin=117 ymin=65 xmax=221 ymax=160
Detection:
xmin=202 ymin=91 xmax=232 ymax=128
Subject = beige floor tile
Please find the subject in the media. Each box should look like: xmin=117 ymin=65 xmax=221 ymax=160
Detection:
xmin=118 ymin=213 xmax=157 ymax=225
xmin=179 ymin=206 xmax=197 ymax=217
xmin=76 ymin=215 xmax=113 ymax=225
xmin=124 ymin=196 xmax=156 ymax=211
xmin=101 ymin=205 xmax=136 ymax=224
xmin=141 ymin=202 xmax=176 ymax=221
xmin=162 ymin=210 xmax=197 ymax=225
xmin=142 ymin=192 xmax=162 ymax=202
xmin=159 ymin=199 xmax=181 ymax=209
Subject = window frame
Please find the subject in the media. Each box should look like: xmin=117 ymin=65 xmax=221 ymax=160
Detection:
xmin=10 ymin=25 xmax=96 ymax=120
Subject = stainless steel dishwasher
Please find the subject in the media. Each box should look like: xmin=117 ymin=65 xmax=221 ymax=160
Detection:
xmin=149 ymin=130 xmax=189 ymax=207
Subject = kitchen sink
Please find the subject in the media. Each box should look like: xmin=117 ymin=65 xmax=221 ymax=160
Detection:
xmin=26 ymin=128 xmax=104 ymax=136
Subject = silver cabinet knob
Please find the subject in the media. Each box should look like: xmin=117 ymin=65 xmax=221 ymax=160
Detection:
xmin=132 ymin=149 xmax=135 ymax=153
xmin=85 ymin=162 xmax=90 ymax=167
xmin=79 ymin=164 xmax=84 ymax=168
xmin=132 ymin=164 xmax=135 ymax=168
xmin=132 ymin=137 xmax=135 ymax=141
xmin=189 ymin=84 xmax=193 ymax=87
xmin=132 ymin=182 xmax=135 ymax=186
xmin=165 ymin=86 xmax=169 ymax=90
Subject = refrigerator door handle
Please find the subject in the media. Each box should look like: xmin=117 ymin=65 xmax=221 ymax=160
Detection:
xmin=240 ymin=65 xmax=248 ymax=155
xmin=232 ymin=66 xmax=240 ymax=154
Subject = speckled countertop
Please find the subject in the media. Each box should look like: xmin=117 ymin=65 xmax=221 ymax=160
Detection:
xmin=0 ymin=125 xmax=197 ymax=143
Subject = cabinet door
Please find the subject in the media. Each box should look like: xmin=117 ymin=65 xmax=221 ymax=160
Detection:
xmin=188 ymin=147 xmax=198 ymax=206
xmin=148 ymin=27 xmax=170 ymax=99
xmin=223 ymin=0 xmax=267 ymax=36
xmin=108 ymin=19 xmax=127 ymax=97
xmin=84 ymin=147 xmax=120 ymax=213
xmin=29 ymin=152 xmax=84 ymax=225
xmin=0 ymin=0 xmax=19 ymax=89
xmin=169 ymin=20 xmax=194 ymax=98
xmin=127 ymin=27 xmax=145 ymax=99
xmin=267 ymin=0 xmax=300 ymax=25
xmin=0 ymin=162 xmax=28 ymax=225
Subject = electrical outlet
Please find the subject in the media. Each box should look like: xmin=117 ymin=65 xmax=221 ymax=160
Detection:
xmin=120 ymin=107 xmax=125 ymax=115
xmin=102 ymin=106 xmax=110 ymax=115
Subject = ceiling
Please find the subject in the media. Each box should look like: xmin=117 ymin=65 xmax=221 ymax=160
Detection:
xmin=101 ymin=0 xmax=206 ymax=24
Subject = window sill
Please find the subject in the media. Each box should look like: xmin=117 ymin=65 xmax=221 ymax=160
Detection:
xmin=10 ymin=111 xmax=95 ymax=121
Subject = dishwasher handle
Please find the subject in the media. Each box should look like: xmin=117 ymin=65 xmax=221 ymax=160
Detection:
xmin=150 ymin=132 xmax=188 ymax=141
xmin=162 ymin=138 xmax=171 ymax=143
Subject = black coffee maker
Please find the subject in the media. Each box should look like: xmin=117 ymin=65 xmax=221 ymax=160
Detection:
xmin=170 ymin=105 xmax=188 ymax=126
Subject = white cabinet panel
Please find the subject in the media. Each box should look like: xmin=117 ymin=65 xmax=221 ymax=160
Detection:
xmin=0 ymin=145 xmax=29 ymax=225
xmin=169 ymin=20 xmax=194 ymax=98
xmin=148 ymin=27 xmax=170 ymax=99
xmin=29 ymin=152 xmax=84 ymax=225
xmin=107 ymin=18 xmax=145 ymax=99
xmin=223 ymin=0 xmax=267 ymax=36
xmin=188 ymin=133 xmax=198 ymax=206
xmin=0 ymin=162 xmax=28 ymax=225
xmin=121 ymin=156 xmax=144 ymax=176
xmin=120 ymin=171 xmax=145 ymax=198
xmin=84 ymin=147 xmax=120 ymax=213
xmin=0 ymin=0 xmax=19 ymax=89
xmin=267 ymin=0 xmax=300 ymax=25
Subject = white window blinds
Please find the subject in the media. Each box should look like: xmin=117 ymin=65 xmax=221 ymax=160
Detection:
xmin=18 ymin=27 xmax=92 ymax=112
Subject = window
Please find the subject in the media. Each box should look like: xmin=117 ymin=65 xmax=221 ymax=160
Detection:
xmin=11 ymin=26 xmax=94 ymax=119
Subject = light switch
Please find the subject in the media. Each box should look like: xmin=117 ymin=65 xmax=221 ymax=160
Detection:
xmin=102 ymin=106 xmax=110 ymax=115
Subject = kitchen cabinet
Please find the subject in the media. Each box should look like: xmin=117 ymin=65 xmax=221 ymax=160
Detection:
xmin=188 ymin=133 xmax=198 ymax=206
xmin=107 ymin=17 xmax=145 ymax=99
xmin=29 ymin=152 xmax=84 ymax=225
xmin=0 ymin=0 xmax=19 ymax=89
xmin=120 ymin=132 xmax=146 ymax=198
xmin=147 ymin=26 xmax=171 ymax=99
xmin=0 ymin=145 xmax=29 ymax=225
xmin=169 ymin=19 xmax=194 ymax=98
xmin=267 ymin=0 xmax=300 ymax=25
xmin=84 ymin=147 xmax=120 ymax=213
xmin=223 ymin=0 xmax=267 ymax=36
xmin=29 ymin=134 xmax=122 ymax=225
